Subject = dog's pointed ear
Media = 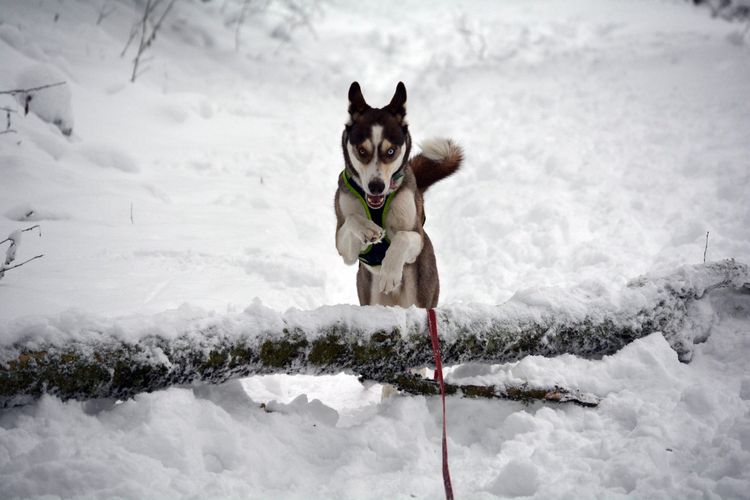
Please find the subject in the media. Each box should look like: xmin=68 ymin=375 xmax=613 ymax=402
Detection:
xmin=386 ymin=81 xmax=407 ymax=123
xmin=348 ymin=81 xmax=369 ymax=119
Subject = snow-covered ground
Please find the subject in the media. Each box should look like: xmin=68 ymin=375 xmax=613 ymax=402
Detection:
xmin=1 ymin=0 xmax=749 ymax=498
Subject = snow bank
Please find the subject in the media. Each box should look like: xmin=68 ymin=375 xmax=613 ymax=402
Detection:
xmin=14 ymin=64 xmax=74 ymax=136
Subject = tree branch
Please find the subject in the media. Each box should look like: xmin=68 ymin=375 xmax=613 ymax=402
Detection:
xmin=387 ymin=373 xmax=600 ymax=407
xmin=0 ymin=82 xmax=67 ymax=96
xmin=128 ymin=0 xmax=176 ymax=83
xmin=145 ymin=0 xmax=177 ymax=49
xmin=0 ymin=254 xmax=44 ymax=273
xmin=0 ymin=225 xmax=41 ymax=246
xmin=130 ymin=0 xmax=153 ymax=83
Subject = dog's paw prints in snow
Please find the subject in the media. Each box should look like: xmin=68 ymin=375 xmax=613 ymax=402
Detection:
xmin=485 ymin=459 xmax=540 ymax=497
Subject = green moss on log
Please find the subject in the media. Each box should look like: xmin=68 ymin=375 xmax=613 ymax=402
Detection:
xmin=202 ymin=349 xmax=228 ymax=372
xmin=308 ymin=332 xmax=348 ymax=367
xmin=228 ymin=343 xmax=256 ymax=368
xmin=390 ymin=373 xmax=460 ymax=396
xmin=505 ymin=385 xmax=551 ymax=402
xmin=461 ymin=384 xmax=498 ymax=398
xmin=260 ymin=330 xmax=308 ymax=368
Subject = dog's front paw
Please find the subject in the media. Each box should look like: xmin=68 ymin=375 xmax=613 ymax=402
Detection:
xmin=378 ymin=262 xmax=403 ymax=295
xmin=355 ymin=219 xmax=385 ymax=245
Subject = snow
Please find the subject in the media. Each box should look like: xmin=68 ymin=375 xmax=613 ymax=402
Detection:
xmin=14 ymin=64 xmax=74 ymax=136
xmin=1 ymin=0 xmax=750 ymax=498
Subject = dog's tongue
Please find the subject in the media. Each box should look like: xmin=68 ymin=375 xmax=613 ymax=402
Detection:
xmin=366 ymin=194 xmax=385 ymax=209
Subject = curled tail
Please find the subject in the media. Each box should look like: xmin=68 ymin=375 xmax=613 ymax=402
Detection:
xmin=409 ymin=138 xmax=463 ymax=193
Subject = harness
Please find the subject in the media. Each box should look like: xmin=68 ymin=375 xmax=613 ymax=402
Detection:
xmin=341 ymin=169 xmax=397 ymax=266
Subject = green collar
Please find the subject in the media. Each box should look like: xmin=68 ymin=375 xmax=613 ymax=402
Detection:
xmin=341 ymin=170 xmax=397 ymax=226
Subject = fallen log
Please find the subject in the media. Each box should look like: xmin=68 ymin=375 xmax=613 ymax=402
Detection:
xmin=1 ymin=259 xmax=748 ymax=408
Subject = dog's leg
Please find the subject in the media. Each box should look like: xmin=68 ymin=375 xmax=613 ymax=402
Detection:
xmin=378 ymin=230 xmax=423 ymax=294
xmin=336 ymin=214 xmax=385 ymax=265
xmin=397 ymin=264 xmax=418 ymax=307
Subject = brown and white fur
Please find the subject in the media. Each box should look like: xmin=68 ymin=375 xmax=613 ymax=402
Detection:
xmin=334 ymin=81 xmax=462 ymax=308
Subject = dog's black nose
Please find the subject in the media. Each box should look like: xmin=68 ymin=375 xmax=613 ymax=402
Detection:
xmin=368 ymin=179 xmax=386 ymax=195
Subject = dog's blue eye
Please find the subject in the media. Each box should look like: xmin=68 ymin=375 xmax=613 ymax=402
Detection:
xmin=358 ymin=148 xmax=367 ymax=156
xmin=387 ymin=148 xmax=395 ymax=156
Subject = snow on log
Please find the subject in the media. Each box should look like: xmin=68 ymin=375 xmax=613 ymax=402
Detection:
xmin=0 ymin=260 xmax=748 ymax=408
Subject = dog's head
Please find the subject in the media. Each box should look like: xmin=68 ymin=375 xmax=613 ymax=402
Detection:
xmin=342 ymin=81 xmax=411 ymax=209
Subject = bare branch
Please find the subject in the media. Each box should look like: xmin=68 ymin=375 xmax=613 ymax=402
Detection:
xmin=129 ymin=0 xmax=177 ymax=83
xmin=131 ymin=0 xmax=153 ymax=83
xmin=0 ymin=254 xmax=44 ymax=274
xmin=0 ymin=82 xmax=67 ymax=96
xmin=0 ymin=225 xmax=41 ymax=246
xmin=120 ymin=25 xmax=140 ymax=57
xmin=145 ymin=0 xmax=177 ymax=49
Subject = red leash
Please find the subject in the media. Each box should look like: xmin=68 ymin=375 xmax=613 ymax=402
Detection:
xmin=428 ymin=308 xmax=454 ymax=500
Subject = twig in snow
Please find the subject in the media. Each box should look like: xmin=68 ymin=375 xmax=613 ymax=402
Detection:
xmin=0 ymin=82 xmax=68 ymax=132
xmin=130 ymin=203 xmax=134 ymax=224
xmin=0 ymin=225 xmax=43 ymax=280
xmin=0 ymin=225 xmax=41 ymax=247
xmin=2 ymin=106 xmax=17 ymax=133
xmin=0 ymin=254 xmax=44 ymax=276
xmin=704 ymin=231 xmax=710 ymax=263
xmin=0 ymin=82 xmax=67 ymax=97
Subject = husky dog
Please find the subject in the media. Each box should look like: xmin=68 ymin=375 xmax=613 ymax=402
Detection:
xmin=334 ymin=81 xmax=462 ymax=308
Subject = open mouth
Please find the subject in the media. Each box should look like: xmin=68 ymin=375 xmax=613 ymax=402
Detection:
xmin=366 ymin=194 xmax=385 ymax=209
